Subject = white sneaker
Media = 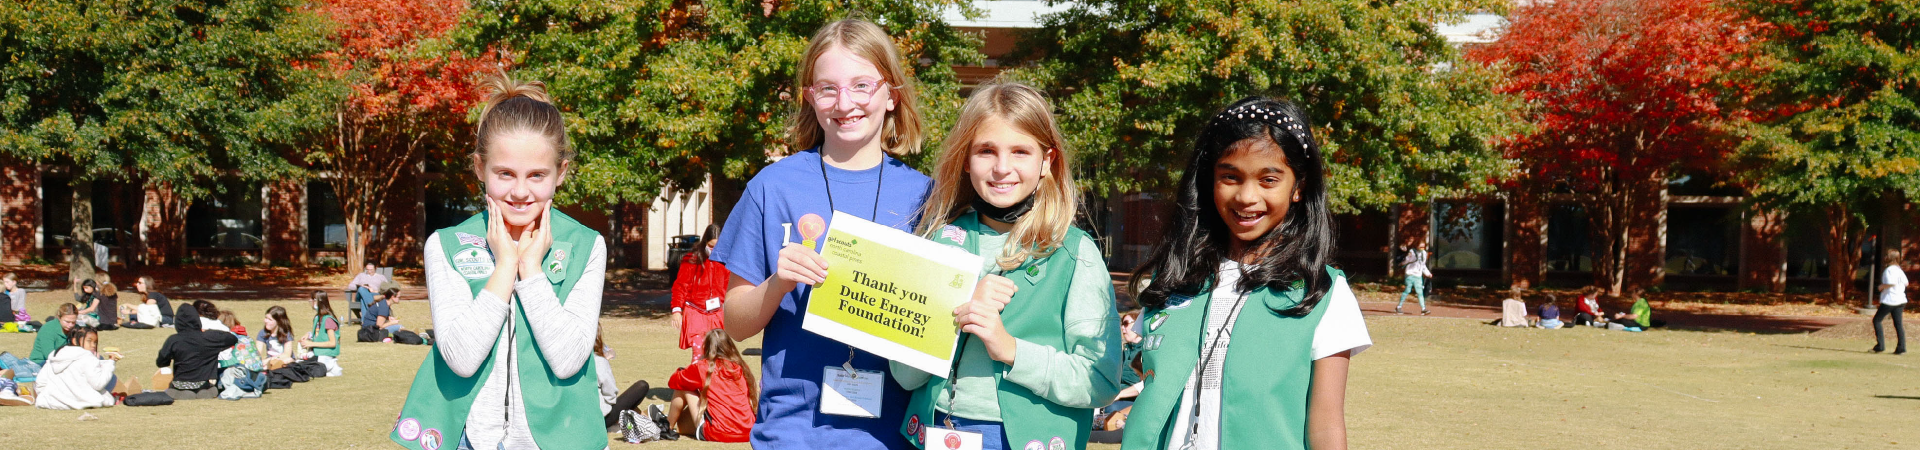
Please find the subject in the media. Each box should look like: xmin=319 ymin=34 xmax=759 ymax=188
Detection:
xmin=0 ymin=389 xmax=32 ymax=406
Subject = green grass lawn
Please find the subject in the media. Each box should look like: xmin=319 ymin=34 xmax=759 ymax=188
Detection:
xmin=2 ymin=292 xmax=1916 ymax=449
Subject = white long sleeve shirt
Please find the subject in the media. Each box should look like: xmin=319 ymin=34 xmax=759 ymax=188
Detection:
xmin=425 ymin=231 xmax=606 ymax=450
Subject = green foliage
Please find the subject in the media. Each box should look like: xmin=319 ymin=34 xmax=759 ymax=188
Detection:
xmin=0 ymin=0 xmax=339 ymax=200
xmin=455 ymin=0 xmax=982 ymax=208
xmin=1730 ymin=0 xmax=1920 ymax=208
xmin=1010 ymin=0 xmax=1522 ymax=212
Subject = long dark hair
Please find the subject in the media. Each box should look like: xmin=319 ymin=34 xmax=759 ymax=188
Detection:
xmin=264 ymin=306 xmax=294 ymax=343
xmin=691 ymin=223 xmax=721 ymax=266
xmin=1129 ymin=97 xmax=1336 ymax=316
xmin=312 ymin=290 xmax=335 ymax=319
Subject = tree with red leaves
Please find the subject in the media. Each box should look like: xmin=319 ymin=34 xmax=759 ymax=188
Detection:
xmin=302 ymin=0 xmax=497 ymax=271
xmin=1469 ymin=0 xmax=1764 ymax=295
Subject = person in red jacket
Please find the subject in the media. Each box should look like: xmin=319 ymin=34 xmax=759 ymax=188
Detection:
xmin=656 ymin=329 xmax=758 ymax=443
xmin=671 ymin=224 xmax=730 ymax=363
xmin=1574 ymin=286 xmax=1607 ymax=327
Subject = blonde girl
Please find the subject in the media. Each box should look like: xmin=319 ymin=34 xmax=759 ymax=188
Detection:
xmin=891 ymin=82 xmax=1121 ymax=450
xmin=392 ymin=72 xmax=607 ymax=450
xmin=713 ymin=18 xmax=933 ymax=449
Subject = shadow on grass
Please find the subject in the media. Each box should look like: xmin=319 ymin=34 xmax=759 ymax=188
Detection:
xmin=1772 ymin=344 xmax=1870 ymax=354
xmin=1874 ymin=395 xmax=1920 ymax=400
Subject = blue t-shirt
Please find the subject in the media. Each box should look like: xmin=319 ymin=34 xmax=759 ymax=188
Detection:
xmin=363 ymin=300 xmax=390 ymax=329
xmin=712 ymin=148 xmax=931 ymax=450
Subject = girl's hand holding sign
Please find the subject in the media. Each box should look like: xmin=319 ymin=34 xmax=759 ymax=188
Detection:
xmin=776 ymin=243 xmax=830 ymax=287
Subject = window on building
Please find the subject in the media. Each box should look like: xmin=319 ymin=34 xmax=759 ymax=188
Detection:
xmin=1665 ymin=206 xmax=1738 ymax=276
xmin=186 ymin=185 xmax=264 ymax=249
xmin=307 ymin=182 xmax=346 ymax=249
xmin=1430 ymin=201 xmax=1503 ymax=270
xmin=1785 ymin=212 xmax=1831 ymax=279
xmin=424 ymin=181 xmax=482 ymax=232
xmin=1546 ymin=204 xmax=1593 ymax=273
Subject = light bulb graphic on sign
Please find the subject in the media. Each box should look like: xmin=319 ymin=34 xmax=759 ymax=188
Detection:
xmin=798 ymin=213 xmax=826 ymax=250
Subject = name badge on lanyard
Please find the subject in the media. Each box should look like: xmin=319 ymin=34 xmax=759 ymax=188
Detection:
xmin=704 ymin=297 xmax=722 ymax=312
xmin=820 ymin=366 xmax=883 ymax=418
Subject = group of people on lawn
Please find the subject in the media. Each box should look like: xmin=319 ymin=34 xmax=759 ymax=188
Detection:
xmin=0 ymin=273 xmax=358 ymax=408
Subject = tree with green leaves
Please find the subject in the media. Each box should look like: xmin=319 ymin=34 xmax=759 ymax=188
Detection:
xmin=454 ymin=0 xmax=982 ymax=211
xmin=0 ymin=0 xmax=334 ymax=281
xmin=1729 ymin=0 xmax=1919 ymax=305
xmin=1009 ymin=0 xmax=1522 ymax=214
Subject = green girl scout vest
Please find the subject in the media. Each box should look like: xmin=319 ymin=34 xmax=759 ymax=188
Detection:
xmin=1120 ymin=267 xmax=1342 ymax=450
xmin=901 ymin=212 xmax=1105 ymax=450
xmin=390 ymin=210 xmax=605 ymax=450
xmin=310 ymin=314 xmax=340 ymax=358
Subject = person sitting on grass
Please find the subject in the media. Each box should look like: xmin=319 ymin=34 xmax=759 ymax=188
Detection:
xmin=156 ymin=303 xmax=237 ymax=400
xmin=1538 ymin=301 xmax=1564 ymax=329
xmin=29 ymin=304 xmax=80 ymax=366
xmin=35 ymin=326 xmax=119 ymax=410
xmin=297 ymin=291 xmax=343 ymax=376
xmin=650 ymin=328 xmax=758 ymax=443
xmin=218 ymin=310 xmax=249 ymax=337
xmin=119 ymin=293 xmax=163 ymax=329
xmin=3 ymin=273 xmax=25 ymax=327
xmin=73 ymin=279 xmax=101 ymax=328
xmin=363 ymin=287 xmax=403 ymax=338
xmin=257 ymin=306 xmax=297 ymax=367
xmin=194 ymin=300 xmax=228 ymax=333
xmin=1610 ymin=293 xmax=1653 ymax=332
xmin=94 ymin=278 xmax=119 ymax=331
xmin=1573 ymin=286 xmax=1606 ymax=327
xmin=133 ymin=277 xmax=174 ymax=328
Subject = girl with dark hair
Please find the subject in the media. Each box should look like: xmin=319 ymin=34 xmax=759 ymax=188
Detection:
xmin=299 ymin=291 xmax=342 ymax=376
xmin=73 ymin=279 xmax=101 ymax=328
xmin=1122 ymin=97 xmax=1372 ymax=450
xmin=36 ymin=326 xmax=119 ymax=410
xmin=259 ymin=306 xmax=296 ymax=365
xmin=672 ymin=223 xmax=731 ymax=362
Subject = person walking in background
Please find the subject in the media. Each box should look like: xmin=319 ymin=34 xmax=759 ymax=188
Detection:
xmin=672 ymin=224 xmax=730 ymax=363
xmin=1874 ymin=261 xmax=1909 ymax=354
xmin=1396 ymin=240 xmax=1431 ymax=315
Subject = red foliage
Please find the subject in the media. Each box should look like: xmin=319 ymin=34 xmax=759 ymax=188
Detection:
xmin=319 ymin=0 xmax=495 ymax=124
xmin=1467 ymin=0 xmax=1766 ymax=185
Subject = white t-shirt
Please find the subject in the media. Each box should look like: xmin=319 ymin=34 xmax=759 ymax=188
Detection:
xmin=1882 ymin=265 xmax=1909 ymax=306
xmin=135 ymin=303 xmax=162 ymax=326
xmin=1165 ymin=261 xmax=1373 ymax=450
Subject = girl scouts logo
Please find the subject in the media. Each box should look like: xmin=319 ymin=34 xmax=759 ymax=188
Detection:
xmin=798 ymin=214 xmax=827 ymax=249
xmin=395 ymin=418 xmax=421 ymax=441
xmin=950 ymin=274 xmax=965 ymax=289
xmin=452 ymin=248 xmax=494 ymax=279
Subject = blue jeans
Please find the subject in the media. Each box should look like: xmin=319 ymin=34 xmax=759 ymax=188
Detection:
xmin=934 ymin=413 xmax=1011 ymax=450
xmin=0 ymin=351 xmax=40 ymax=380
xmin=1397 ymin=275 xmax=1427 ymax=311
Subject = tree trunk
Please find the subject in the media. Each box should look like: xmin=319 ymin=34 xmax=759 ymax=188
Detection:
xmin=70 ymin=178 xmax=96 ymax=290
xmin=1826 ymin=203 xmax=1863 ymax=306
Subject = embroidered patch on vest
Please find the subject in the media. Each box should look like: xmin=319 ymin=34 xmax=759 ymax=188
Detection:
xmin=396 ymin=418 xmax=421 ymax=441
xmin=1163 ymin=293 xmax=1198 ymax=311
xmin=1147 ymin=311 xmax=1170 ymax=331
xmin=1025 ymin=440 xmax=1044 ymax=450
xmin=941 ymin=225 xmax=966 ymax=245
xmin=455 ymin=232 xmax=485 ymax=248
xmin=907 ymin=414 xmax=922 ymax=436
xmin=1049 ymin=436 xmax=1065 ymax=450
xmin=451 ymin=248 xmax=494 ymax=279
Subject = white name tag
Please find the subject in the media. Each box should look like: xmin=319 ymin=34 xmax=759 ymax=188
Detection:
xmin=925 ymin=426 xmax=984 ymax=450
xmin=820 ymin=366 xmax=883 ymax=418
xmin=704 ymin=297 xmax=722 ymax=312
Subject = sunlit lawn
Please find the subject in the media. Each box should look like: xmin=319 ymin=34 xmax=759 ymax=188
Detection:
xmin=3 ymin=291 xmax=1916 ymax=449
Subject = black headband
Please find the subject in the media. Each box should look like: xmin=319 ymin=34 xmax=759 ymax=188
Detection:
xmin=1208 ymin=103 xmax=1315 ymax=159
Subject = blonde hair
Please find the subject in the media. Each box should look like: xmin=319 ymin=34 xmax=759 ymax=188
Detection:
xmin=219 ymin=310 xmax=240 ymax=331
xmin=472 ymin=71 xmax=573 ymax=174
xmin=914 ymin=82 xmax=1079 ymax=270
xmin=787 ymin=19 xmax=924 ymax=155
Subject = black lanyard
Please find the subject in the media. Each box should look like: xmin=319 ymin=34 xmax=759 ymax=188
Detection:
xmin=819 ymin=151 xmax=885 ymax=222
xmin=1185 ymin=268 xmax=1252 ymax=449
